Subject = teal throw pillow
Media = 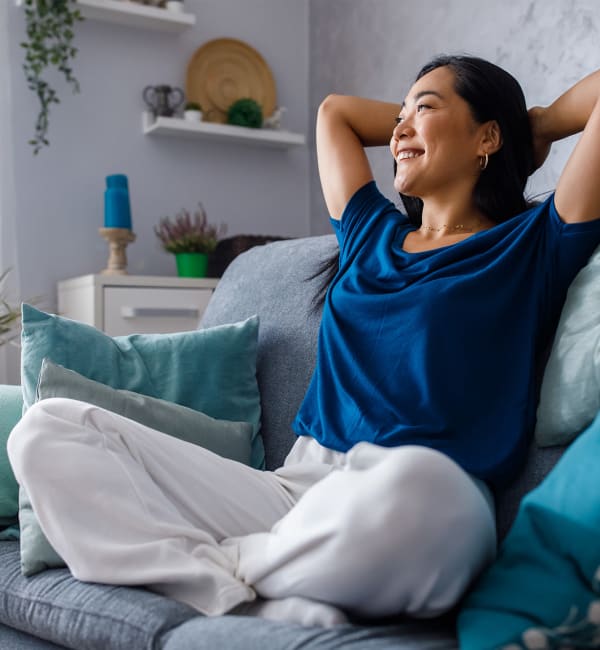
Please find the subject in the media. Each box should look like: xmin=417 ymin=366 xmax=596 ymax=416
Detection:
xmin=535 ymin=244 xmax=600 ymax=447
xmin=458 ymin=409 xmax=600 ymax=650
xmin=0 ymin=385 xmax=24 ymax=524
xmin=18 ymin=358 xmax=255 ymax=577
xmin=20 ymin=304 xmax=264 ymax=468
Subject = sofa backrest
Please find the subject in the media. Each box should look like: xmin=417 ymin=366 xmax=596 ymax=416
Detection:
xmin=201 ymin=235 xmax=338 ymax=470
xmin=201 ymin=235 xmax=565 ymax=540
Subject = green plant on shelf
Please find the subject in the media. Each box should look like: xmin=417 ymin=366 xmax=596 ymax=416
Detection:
xmin=227 ymin=98 xmax=263 ymax=128
xmin=154 ymin=204 xmax=227 ymax=255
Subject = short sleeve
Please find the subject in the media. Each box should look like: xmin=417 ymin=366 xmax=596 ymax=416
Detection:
xmin=332 ymin=181 xmax=407 ymax=264
xmin=547 ymin=197 xmax=600 ymax=303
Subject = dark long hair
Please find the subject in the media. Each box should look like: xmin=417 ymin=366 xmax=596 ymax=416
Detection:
xmin=310 ymin=54 xmax=534 ymax=309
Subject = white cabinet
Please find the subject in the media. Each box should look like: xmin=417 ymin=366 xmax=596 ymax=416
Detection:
xmin=57 ymin=274 xmax=218 ymax=336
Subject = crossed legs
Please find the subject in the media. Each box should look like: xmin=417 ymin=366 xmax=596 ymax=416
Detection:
xmin=8 ymin=398 xmax=496 ymax=624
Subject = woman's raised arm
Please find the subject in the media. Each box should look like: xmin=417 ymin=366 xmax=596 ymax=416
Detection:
xmin=531 ymin=69 xmax=600 ymax=223
xmin=316 ymin=95 xmax=400 ymax=220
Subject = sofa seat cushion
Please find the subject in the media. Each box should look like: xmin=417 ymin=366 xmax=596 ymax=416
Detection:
xmin=0 ymin=537 xmax=459 ymax=650
xmin=0 ymin=542 xmax=197 ymax=650
xmin=0 ymin=623 xmax=67 ymax=649
xmin=162 ymin=614 xmax=458 ymax=650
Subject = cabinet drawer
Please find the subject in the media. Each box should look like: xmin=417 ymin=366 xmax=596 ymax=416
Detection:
xmin=103 ymin=286 xmax=213 ymax=336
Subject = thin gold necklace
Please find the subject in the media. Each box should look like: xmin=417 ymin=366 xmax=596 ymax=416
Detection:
xmin=419 ymin=219 xmax=482 ymax=233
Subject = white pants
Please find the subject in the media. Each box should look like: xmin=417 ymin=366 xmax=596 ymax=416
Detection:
xmin=7 ymin=398 xmax=497 ymax=619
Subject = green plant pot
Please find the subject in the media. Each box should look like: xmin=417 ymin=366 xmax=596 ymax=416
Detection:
xmin=175 ymin=253 xmax=208 ymax=278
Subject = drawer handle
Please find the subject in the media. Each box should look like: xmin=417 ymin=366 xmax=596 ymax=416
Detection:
xmin=120 ymin=307 xmax=201 ymax=319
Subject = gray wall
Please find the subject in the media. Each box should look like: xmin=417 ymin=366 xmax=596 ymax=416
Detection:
xmin=309 ymin=0 xmax=600 ymax=234
xmin=3 ymin=0 xmax=600 ymax=382
xmin=4 ymin=0 xmax=310 ymax=306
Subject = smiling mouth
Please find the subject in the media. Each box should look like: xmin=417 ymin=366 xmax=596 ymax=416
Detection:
xmin=396 ymin=150 xmax=424 ymax=162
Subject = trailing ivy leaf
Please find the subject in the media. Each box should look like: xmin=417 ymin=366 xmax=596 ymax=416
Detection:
xmin=21 ymin=0 xmax=84 ymax=154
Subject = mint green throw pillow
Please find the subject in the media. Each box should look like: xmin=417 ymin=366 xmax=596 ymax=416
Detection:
xmin=37 ymin=359 xmax=253 ymax=465
xmin=20 ymin=304 xmax=264 ymax=469
xmin=18 ymin=359 xmax=255 ymax=577
xmin=0 ymin=385 xmax=23 ymax=524
xmin=19 ymin=487 xmax=63 ymax=576
xmin=458 ymin=410 xmax=600 ymax=649
xmin=535 ymin=244 xmax=600 ymax=447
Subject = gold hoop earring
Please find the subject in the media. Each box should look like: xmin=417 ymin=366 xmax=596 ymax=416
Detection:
xmin=480 ymin=153 xmax=489 ymax=171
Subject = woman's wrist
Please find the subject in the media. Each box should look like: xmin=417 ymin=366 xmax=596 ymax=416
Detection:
xmin=528 ymin=106 xmax=553 ymax=172
xmin=530 ymin=105 xmax=562 ymax=145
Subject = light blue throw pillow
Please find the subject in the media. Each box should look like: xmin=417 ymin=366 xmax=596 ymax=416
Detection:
xmin=535 ymin=244 xmax=600 ymax=447
xmin=20 ymin=304 xmax=264 ymax=469
xmin=458 ymin=410 xmax=600 ymax=650
xmin=36 ymin=359 xmax=254 ymax=465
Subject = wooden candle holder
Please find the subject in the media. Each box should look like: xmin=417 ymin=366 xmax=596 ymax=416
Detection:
xmin=99 ymin=227 xmax=136 ymax=275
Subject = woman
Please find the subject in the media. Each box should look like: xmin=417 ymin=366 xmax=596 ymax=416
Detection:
xmin=8 ymin=55 xmax=600 ymax=627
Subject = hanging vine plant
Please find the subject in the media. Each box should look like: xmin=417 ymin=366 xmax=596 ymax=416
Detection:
xmin=20 ymin=0 xmax=84 ymax=154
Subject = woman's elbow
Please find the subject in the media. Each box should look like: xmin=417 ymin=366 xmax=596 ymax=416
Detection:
xmin=318 ymin=94 xmax=343 ymax=120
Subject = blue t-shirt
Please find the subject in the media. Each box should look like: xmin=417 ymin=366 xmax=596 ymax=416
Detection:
xmin=292 ymin=181 xmax=600 ymax=489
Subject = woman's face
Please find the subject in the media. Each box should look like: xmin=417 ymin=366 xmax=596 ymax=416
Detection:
xmin=389 ymin=66 xmax=487 ymax=200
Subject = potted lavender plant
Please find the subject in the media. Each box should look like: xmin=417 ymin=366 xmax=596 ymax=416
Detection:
xmin=154 ymin=204 xmax=226 ymax=277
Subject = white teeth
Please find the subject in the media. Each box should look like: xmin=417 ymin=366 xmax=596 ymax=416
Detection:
xmin=397 ymin=150 xmax=423 ymax=161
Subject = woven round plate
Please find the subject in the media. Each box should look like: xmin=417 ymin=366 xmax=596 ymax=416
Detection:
xmin=186 ymin=38 xmax=277 ymax=124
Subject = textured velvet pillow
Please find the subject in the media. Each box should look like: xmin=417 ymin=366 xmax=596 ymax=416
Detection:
xmin=458 ymin=410 xmax=600 ymax=649
xmin=535 ymin=244 xmax=600 ymax=447
xmin=20 ymin=304 xmax=264 ymax=468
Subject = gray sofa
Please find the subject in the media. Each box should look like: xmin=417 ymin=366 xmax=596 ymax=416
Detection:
xmin=0 ymin=235 xmax=566 ymax=649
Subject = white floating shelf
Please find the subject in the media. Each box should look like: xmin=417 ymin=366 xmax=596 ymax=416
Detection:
xmin=142 ymin=114 xmax=306 ymax=149
xmin=75 ymin=0 xmax=196 ymax=31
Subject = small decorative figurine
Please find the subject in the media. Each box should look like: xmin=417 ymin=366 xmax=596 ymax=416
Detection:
xmin=263 ymin=106 xmax=287 ymax=130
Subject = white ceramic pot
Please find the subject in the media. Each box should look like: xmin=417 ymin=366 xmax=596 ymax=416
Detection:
xmin=184 ymin=110 xmax=202 ymax=122
xmin=166 ymin=1 xmax=184 ymax=13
